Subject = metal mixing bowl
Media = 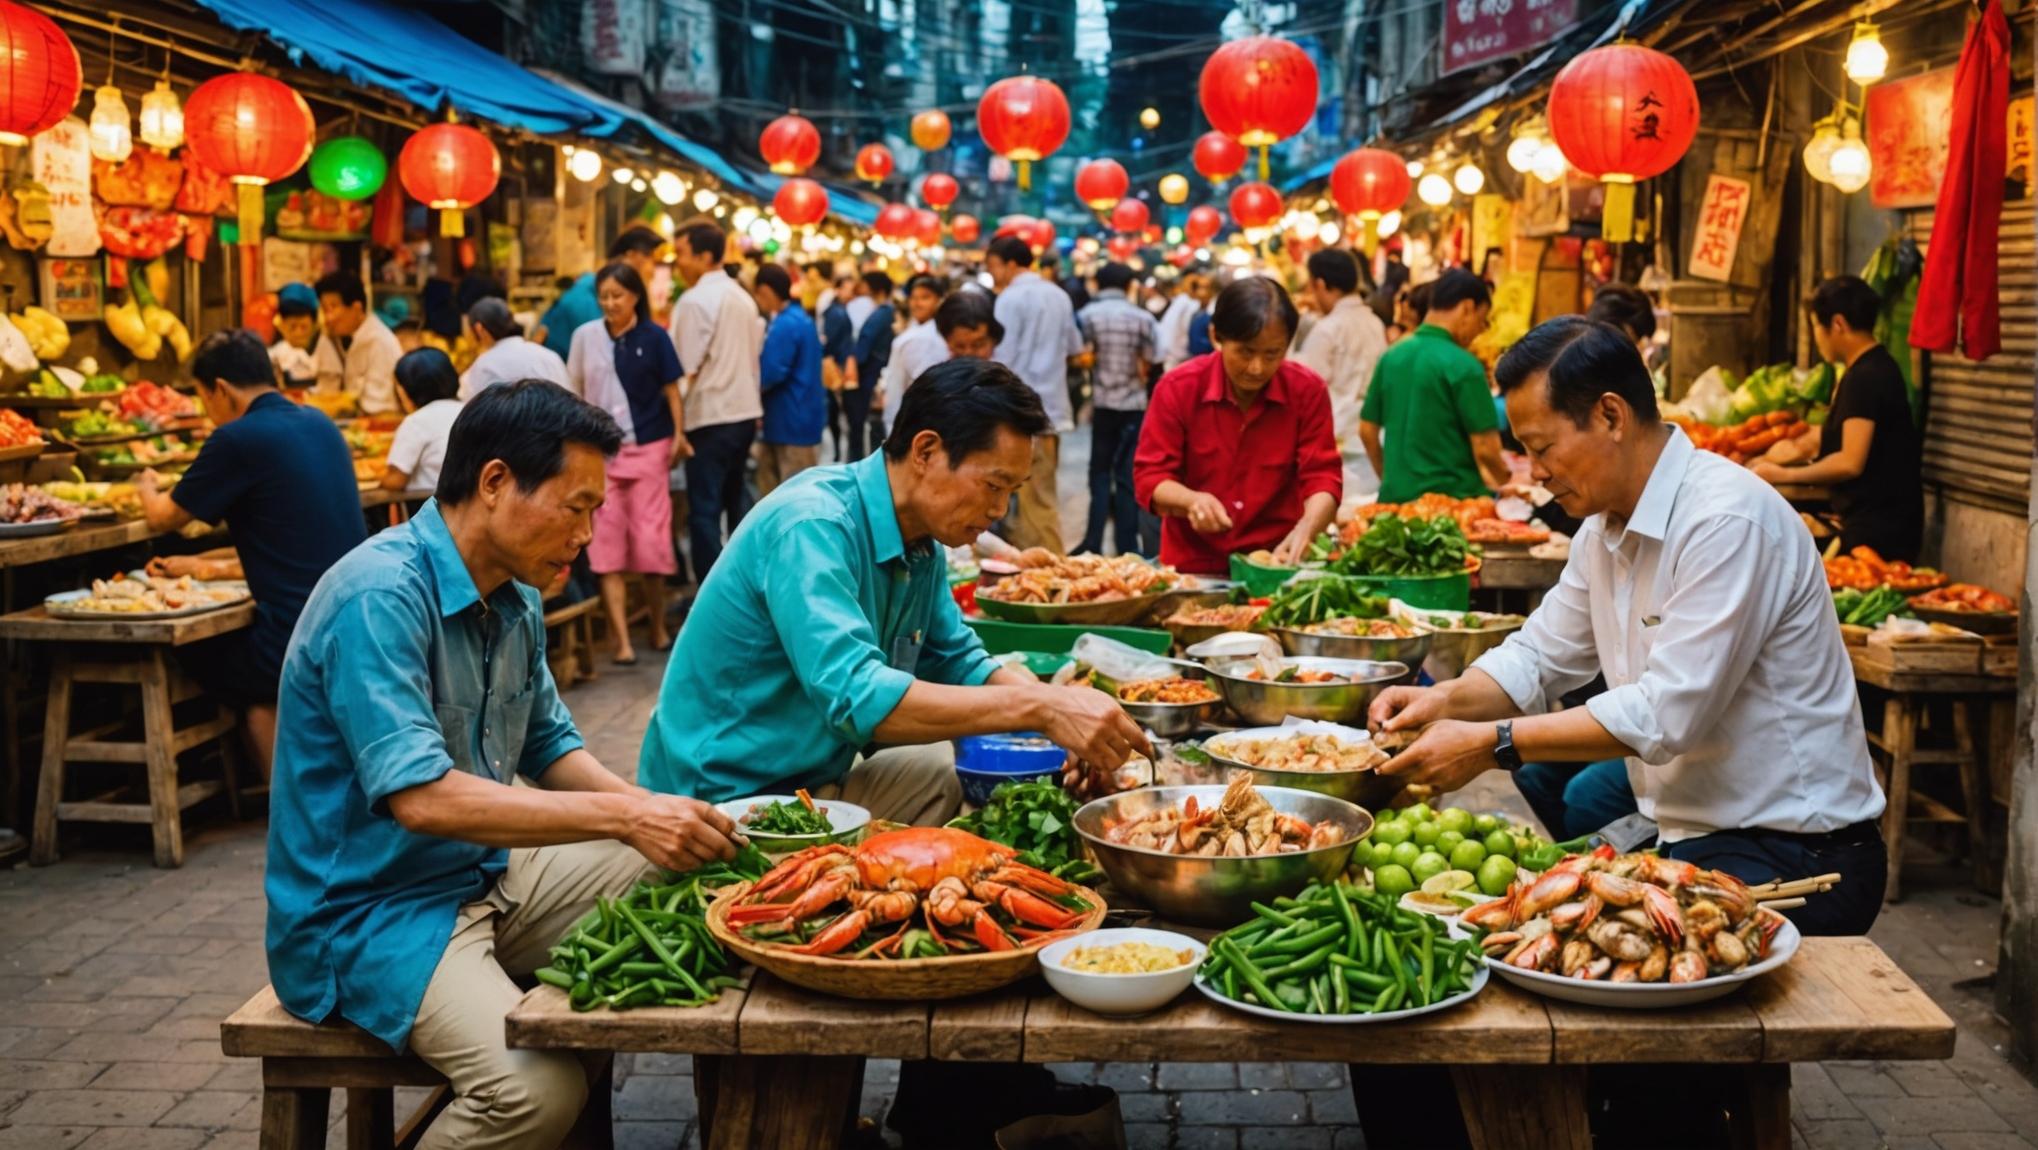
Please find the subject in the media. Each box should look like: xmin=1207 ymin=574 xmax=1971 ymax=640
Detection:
xmin=1203 ymin=656 xmax=1408 ymax=726
xmin=1270 ymin=627 xmax=1432 ymax=677
xmin=1418 ymin=620 xmax=1525 ymax=682
xmin=1118 ymin=697 xmax=1226 ymax=738
xmin=1199 ymin=726 xmax=1406 ymax=810
xmin=1074 ymin=785 xmax=1371 ymax=925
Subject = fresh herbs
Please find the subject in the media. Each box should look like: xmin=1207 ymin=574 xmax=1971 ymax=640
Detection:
xmin=947 ymin=779 xmax=1101 ymax=884
xmin=1328 ymin=515 xmax=1474 ymax=578
xmin=1258 ymin=575 xmax=1392 ymax=630
xmin=742 ymin=790 xmax=834 ymax=836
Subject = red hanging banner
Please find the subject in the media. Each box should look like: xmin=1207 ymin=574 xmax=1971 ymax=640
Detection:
xmin=1443 ymin=0 xmax=1580 ymax=76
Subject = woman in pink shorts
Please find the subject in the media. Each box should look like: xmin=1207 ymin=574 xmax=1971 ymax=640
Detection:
xmin=567 ymin=262 xmax=690 ymax=663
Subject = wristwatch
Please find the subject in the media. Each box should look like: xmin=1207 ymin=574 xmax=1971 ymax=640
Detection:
xmin=1492 ymin=721 xmax=1523 ymax=773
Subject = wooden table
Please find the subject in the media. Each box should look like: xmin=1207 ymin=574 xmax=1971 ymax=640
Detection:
xmin=0 ymin=518 xmax=162 ymax=570
xmin=505 ymin=936 xmax=1952 ymax=1150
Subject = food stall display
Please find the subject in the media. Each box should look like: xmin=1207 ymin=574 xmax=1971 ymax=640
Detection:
xmin=1823 ymin=546 xmax=1945 ymax=591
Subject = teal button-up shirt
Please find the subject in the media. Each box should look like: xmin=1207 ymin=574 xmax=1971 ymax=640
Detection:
xmin=639 ymin=453 xmax=999 ymax=802
xmin=264 ymin=500 xmax=583 ymax=1050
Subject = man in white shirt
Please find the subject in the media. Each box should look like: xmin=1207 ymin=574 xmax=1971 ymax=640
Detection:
xmin=1293 ymin=250 xmax=1388 ymax=505
xmin=1371 ymin=316 xmax=1886 ymax=937
xmin=669 ymin=221 xmax=764 ymax=579
xmin=879 ymin=275 xmax=949 ymax=434
xmin=312 ymin=272 xmax=402 ymax=415
xmin=986 ymin=235 xmax=1083 ymax=555
xmin=459 ymin=298 xmax=570 ymax=399
xmin=1154 ymin=273 xmax=1205 ymax=372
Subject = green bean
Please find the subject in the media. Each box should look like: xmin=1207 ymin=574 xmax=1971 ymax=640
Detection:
xmin=1418 ymin=933 xmax=1435 ymax=1008
xmin=1250 ymin=901 xmax=1301 ymax=927
xmin=534 ymin=967 xmax=574 ymax=990
xmin=1218 ymin=939 xmax=1289 ymax=1012
xmin=1248 ymin=922 xmax=1343 ymax=959
xmin=1339 ymin=966 xmax=1393 ymax=993
xmin=1332 ymin=965 xmax=1350 ymax=1013
xmin=1263 ymin=942 xmax=1337 ymax=980
xmin=1332 ymin=883 xmax=1361 ymax=960
xmin=1370 ymin=984 xmax=1396 ymax=1014
xmin=584 ymin=934 xmax=644 ymax=975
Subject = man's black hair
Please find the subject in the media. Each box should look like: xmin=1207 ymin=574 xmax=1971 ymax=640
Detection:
xmin=986 ymin=234 xmax=1034 ymax=268
xmin=1306 ymin=249 xmax=1360 ymax=296
xmin=1404 ymin=281 xmax=1433 ymax=318
xmin=593 ymin=261 xmax=653 ymax=326
xmin=394 ymin=347 xmax=461 ymax=408
xmin=1210 ymin=276 xmax=1299 ymax=344
xmin=934 ymin=290 xmax=1004 ymax=345
xmin=882 ymin=358 xmax=1046 ymax=462
xmin=190 ymin=329 xmax=278 ymax=390
xmin=1808 ymin=274 xmax=1881 ymax=333
xmin=907 ymin=274 xmax=947 ymax=298
xmin=313 ymin=272 xmax=367 ymax=309
xmin=754 ymin=263 xmax=794 ymax=302
xmin=806 ymin=259 xmax=836 ymax=280
xmin=862 ymin=271 xmax=896 ymax=300
xmin=1494 ymin=316 xmax=1660 ymax=428
xmin=1425 ymin=268 xmax=1491 ymax=315
xmin=608 ymin=225 xmax=665 ymax=260
xmin=676 ymin=221 xmax=726 ymax=265
xmin=438 ymin=379 xmax=623 ymax=505
xmin=1094 ymin=262 xmax=1136 ymax=292
xmin=1585 ymin=282 xmax=1657 ymax=341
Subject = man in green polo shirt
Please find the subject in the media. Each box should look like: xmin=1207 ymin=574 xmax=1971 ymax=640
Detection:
xmin=1359 ymin=269 xmax=1509 ymax=504
xmin=638 ymin=358 xmax=1148 ymax=825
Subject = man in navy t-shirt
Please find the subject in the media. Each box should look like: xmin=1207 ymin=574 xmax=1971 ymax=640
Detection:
xmin=138 ymin=329 xmax=366 ymax=778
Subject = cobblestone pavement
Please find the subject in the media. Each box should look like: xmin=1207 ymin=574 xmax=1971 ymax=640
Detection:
xmin=5 ymin=440 xmax=2038 ymax=1149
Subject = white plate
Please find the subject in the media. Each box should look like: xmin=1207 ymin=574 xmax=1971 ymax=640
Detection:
xmin=0 ymin=516 xmax=78 ymax=538
xmin=1483 ymin=916 xmax=1802 ymax=1008
xmin=44 ymin=580 xmax=251 ymax=620
xmin=1193 ymin=920 xmax=1487 ymax=1024
xmin=714 ymin=795 xmax=870 ymax=853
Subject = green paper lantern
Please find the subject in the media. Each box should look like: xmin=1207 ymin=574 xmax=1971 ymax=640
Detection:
xmin=309 ymin=135 xmax=387 ymax=201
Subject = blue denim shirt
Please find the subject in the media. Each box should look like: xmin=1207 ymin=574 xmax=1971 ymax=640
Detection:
xmin=264 ymin=500 xmax=583 ymax=1050
xmin=759 ymin=304 xmax=827 ymax=447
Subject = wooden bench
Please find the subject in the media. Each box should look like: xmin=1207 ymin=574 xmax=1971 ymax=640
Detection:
xmin=507 ymin=935 xmax=1953 ymax=1150
xmin=544 ymin=597 xmax=602 ymax=689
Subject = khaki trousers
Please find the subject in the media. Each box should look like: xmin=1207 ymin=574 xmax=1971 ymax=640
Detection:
xmin=1003 ymin=434 xmax=1064 ymax=555
xmin=409 ymin=839 xmax=656 ymax=1150
xmin=755 ymin=441 xmax=820 ymax=496
xmin=812 ymin=743 xmax=963 ymax=827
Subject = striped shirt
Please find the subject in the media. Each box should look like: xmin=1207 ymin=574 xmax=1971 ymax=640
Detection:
xmin=1077 ymin=289 xmax=1157 ymax=412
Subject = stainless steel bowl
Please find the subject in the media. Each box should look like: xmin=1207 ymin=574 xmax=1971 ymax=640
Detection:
xmin=1199 ymin=728 xmax=1407 ymax=810
xmin=1203 ymin=656 xmax=1409 ymax=726
xmin=974 ymin=590 xmax=1176 ymax=626
xmin=1118 ymin=697 xmax=1226 ymax=738
xmin=1418 ymin=621 xmax=1525 ymax=682
xmin=1074 ymin=785 xmax=1371 ymax=925
xmin=1270 ymin=627 xmax=1432 ymax=677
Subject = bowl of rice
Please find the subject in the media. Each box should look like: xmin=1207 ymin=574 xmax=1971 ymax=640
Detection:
xmin=1037 ymin=928 xmax=1206 ymax=1016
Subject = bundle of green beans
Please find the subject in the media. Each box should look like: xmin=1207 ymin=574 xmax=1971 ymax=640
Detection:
xmin=1198 ymin=879 xmax=1482 ymax=1016
xmin=534 ymin=845 xmax=771 ymax=1011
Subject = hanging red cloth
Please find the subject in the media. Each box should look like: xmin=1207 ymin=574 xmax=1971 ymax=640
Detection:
xmin=1911 ymin=0 xmax=2011 ymax=360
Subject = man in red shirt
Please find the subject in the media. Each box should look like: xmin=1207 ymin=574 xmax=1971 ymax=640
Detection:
xmin=1133 ymin=277 xmax=1342 ymax=574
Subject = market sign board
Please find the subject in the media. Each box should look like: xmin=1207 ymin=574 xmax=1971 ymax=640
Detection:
xmin=1689 ymin=174 xmax=1751 ymax=283
xmin=1443 ymin=0 xmax=1580 ymax=76
xmin=1867 ymin=67 xmax=1955 ymax=209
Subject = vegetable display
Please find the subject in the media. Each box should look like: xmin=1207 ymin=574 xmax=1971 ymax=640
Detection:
xmin=1823 ymin=546 xmax=1944 ymax=593
xmin=1198 ymin=879 xmax=1483 ymax=1015
xmin=1910 ymin=584 xmax=2014 ymax=614
xmin=1327 ymin=515 xmax=1474 ymax=578
xmin=947 ymin=779 xmax=1102 ymax=884
xmin=0 ymin=408 xmax=43 ymax=448
xmin=740 ymin=790 xmax=834 ymax=836
xmin=1724 ymin=361 xmax=1832 ymax=423
xmin=1350 ymin=803 xmax=1579 ymax=903
xmin=1258 ymin=575 xmax=1391 ymax=630
xmin=535 ymin=846 xmax=773 ymax=1011
xmin=1832 ymin=587 xmax=1912 ymax=627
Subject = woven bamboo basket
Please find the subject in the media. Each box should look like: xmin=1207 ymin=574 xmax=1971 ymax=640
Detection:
xmin=706 ymin=880 xmax=1108 ymax=1000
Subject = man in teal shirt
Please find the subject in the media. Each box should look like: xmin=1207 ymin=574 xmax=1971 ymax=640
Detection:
xmin=640 ymin=358 xmax=1147 ymax=824
xmin=1359 ymin=268 xmax=1509 ymax=503
xmin=266 ymin=382 xmax=738 ymax=1150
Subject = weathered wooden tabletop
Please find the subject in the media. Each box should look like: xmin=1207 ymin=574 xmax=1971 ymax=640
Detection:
xmin=1848 ymin=645 xmax=2017 ymax=694
xmin=0 ymin=600 xmax=255 ymax=645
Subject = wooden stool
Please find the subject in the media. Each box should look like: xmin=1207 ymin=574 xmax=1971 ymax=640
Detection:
xmin=223 ymin=986 xmax=611 ymax=1150
xmin=544 ymin=597 xmax=602 ymax=689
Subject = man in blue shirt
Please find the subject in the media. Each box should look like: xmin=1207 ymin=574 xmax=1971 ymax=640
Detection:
xmin=751 ymin=263 xmax=826 ymax=494
xmin=137 ymin=329 xmax=365 ymax=780
xmin=639 ymin=359 xmax=1148 ymax=823
xmin=843 ymin=271 xmax=896 ymax=460
xmin=265 ymin=381 xmax=738 ymax=1148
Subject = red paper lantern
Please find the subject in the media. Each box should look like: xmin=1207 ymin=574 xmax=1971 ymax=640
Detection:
xmin=1024 ymin=218 xmax=1057 ymax=251
xmin=1546 ymin=43 xmax=1699 ymax=241
xmin=1106 ymin=236 xmax=1137 ymax=262
xmin=184 ymin=72 xmax=315 ymax=238
xmin=875 ymin=202 xmax=917 ymax=241
xmin=1330 ymin=148 xmax=1410 ymax=219
xmin=1199 ymin=37 xmax=1318 ymax=178
xmin=920 ymin=172 xmax=959 ymax=210
xmin=1228 ymin=181 xmax=1283 ymax=231
xmin=0 ymin=2 xmax=79 ymax=146
xmin=1185 ymin=204 xmax=1223 ymax=246
xmin=1074 ymin=158 xmax=1129 ymax=212
xmin=911 ymin=110 xmax=952 ymax=151
xmin=1110 ymin=198 xmax=1150 ymax=234
xmin=399 ymin=122 xmax=500 ymax=236
xmin=759 ymin=113 xmax=821 ymax=176
xmin=914 ymin=208 xmax=942 ymax=247
xmin=977 ymin=76 xmax=1070 ymax=190
xmin=1193 ymin=131 xmax=1247 ymax=183
xmin=855 ymin=142 xmax=895 ymax=185
xmin=772 ymin=177 xmax=830 ymax=228
xmin=950 ymin=213 xmax=981 ymax=244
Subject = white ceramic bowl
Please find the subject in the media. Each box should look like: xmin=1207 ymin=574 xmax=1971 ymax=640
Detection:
xmin=1484 ymin=916 xmax=1802 ymax=1008
xmin=1036 ymin=928 xmax=1206 ymax=1016
xmin=714 ymin=795 xmax=871 ymax=856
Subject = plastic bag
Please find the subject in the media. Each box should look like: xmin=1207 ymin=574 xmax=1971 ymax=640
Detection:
xmin=1068 ymin=632 xmax=1178 ymax=684
xmin=1682 ymin=366 xmax=1734 ymax=424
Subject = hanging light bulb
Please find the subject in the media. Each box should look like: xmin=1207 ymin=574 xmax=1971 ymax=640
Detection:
xmin=1453 ymin=161 xmax=1486 ymax=196
xmin=630 ymin=177 xmax=648 ymax=192
xmin=89 ymin=84 xmax=132 ymax=163
xmin=1506 ymin=117 xmax=1549 ymax=174
xmin=1802 ymin=113 xmax=1842 ymax=185
xmin=1166 ymin=225 xmax=1183 ymax=244
xmin=1844 ymin=22 xmax=1888 ymax=85
xmin=1378 ymin=210 xmax=1402 ymax=238
xmin=568 ymin=148 xmax=603 ymax=182
xmin=732 ymin=205 xmax=759 ymax=230
xmin=1417 ymin=172 xmax=1453 ymax=206
xmin=1404 ymin=159 xmax=1424 ymax=179
xmin=1828 ymin=117 xmax=1872 ymax=193
xmin=613 ymin=166 xmax=635 ymax=184
xmin=1139 ymin=107 xmax=1161 ymax=130
xmin=1158 ymin=173 xmax=1190 ymax=205
xmin=1317 ymin=221 xmax=1341 ymax=245
xmin=745 ymin=216 xmax=772 ymax=242
xmin=651 ymin=170 xmax=685 ymax=205
xmin=1530 ymin=141 xmax=1568 ymax=185
xmin=139 ymin=80 xmax=184 ymax=151
xmin=693 ymin=187 xmax=719 ymax=211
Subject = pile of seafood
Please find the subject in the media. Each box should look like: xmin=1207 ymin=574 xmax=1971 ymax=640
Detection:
xmin=1101 ymin=777 xmax=1348 ymax=857
xmin=66 ymin=573 xmax=246 ymax=614
xmin=1 ymin=483 xmax=81 ymax=525
xmin=1205 ymin=731 xmax=1386 ymax=773
xmin=1242 ymin=665 xmax=1349 ymax=683
xmin=724 ymin=827 xmax=1096 ymax=958
xmin=979 ymin=554 xmax=1183 ymax=604
xmin=1464 ymin=850 xmax=1788 ymax=983
xmin=1298 ymin=616 xmax=1417 ymax=638
xmin=1117 ymin=677 xmax=1220 ymax=705
xmin=1164 ymin=602 xmax=1266 ymax=630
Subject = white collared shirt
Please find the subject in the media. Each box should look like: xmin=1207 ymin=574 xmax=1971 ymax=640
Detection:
xmin=881 ymin=319 xmax=949 ymax=431
xmin=1471 ymin=427 xmax=1885 ymax=843
xmin=992 ymin=270 xmax=1082 ymax=433
xmin=312 ymin=313 xmax=402 ymax=415
xmin=1156 ymin=292 xmax=1201 ymax=370
xmin=669 ymin=267 xmax=763 ymax=432
xmin=459 ymin=335 xmax=570 ymax=399
xmin=1292 ymin=295 xmax=1388 ymax=448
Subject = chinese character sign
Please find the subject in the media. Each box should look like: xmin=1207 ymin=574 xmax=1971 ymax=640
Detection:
xmin=2008 ymin=95 xmax=2033 ymax=185
xmin=1866 ymin=67 xmax=1956 ymax=209
xmin=1688 ymin=174 xmax=1750 ymax=283
xmin=33 ymin=117 xmax=98 ymax=258
xmin=1444 ymin=0 xmax=1580 ymax=76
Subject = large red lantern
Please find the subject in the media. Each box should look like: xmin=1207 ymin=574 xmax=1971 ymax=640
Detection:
xmin=1185 ymin=204 xmax=1223 ymax=246
xmin=1074 ymin=158 xmax=1128 ymax=212
xmin=1193 ymin=131 xmax=1247 ymax=184
xmin=1228 ymin=182 xmax=1283 ymax=231
xmin=0 ymin=2 xmax=79 ymax=146
xmin=1110 ymin=198 xmax=1150 ymax=234
xmin=854 ymin=142 xmax=895 ymax=185
xmin=759 ymin=113 xmax=821 ymax=176
xmin=399 ymin=121 xmax=500 ymax=237
xmin=950 ymin=213 xmax=981 ymax=244
xmin=875 ymin=202 xmax=917 ymax=241
xmin=977 ymin=76 xmax=1070 ymax=190
xmin=1199 ymin=37 xmax=1318 ymax=179
xmin=914 ymin=208 xmax=942 ymax=248
xmin=1330 ymin=148 xmax=1411 ymax=253
xmin=1546 ymin=43 xmax=1699 ymax=241
xmin=772 ymin=177 xmax=830 ymax=228
xmin=184 ymin=72 xmax=315 ymax=237
xmin=920 ymin=172 xmax=959 ymax=211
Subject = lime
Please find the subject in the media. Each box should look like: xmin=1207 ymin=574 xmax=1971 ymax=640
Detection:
xmin=1422 ymin=869 xmax=1477 ymax=896
xmin=1411 ymin=851 xmax=1450 ymax=883
xmin=1472 ymin=813 xmax=1500 ymax=835
xmin=1482 ymin=829 xmax=1518 ymax=859
xmin=1449 ymin=840 xmax=1488 ymax=870
xmin=1405 ymin=802 xmax=1434 ymax=822
xmin=1476 ymin=854 xmax=1519 ymax=896
xmin=1374 ymin=864 xmax=1416 ymax=898
xmin=1374 ymin=820 xmax=1412 ymax=847
xmin=1390 ymin=841 xmax=1423 ymax=870
xmin=1410 ymin=821 xmax=1442 ymax=848
xmin=1437 ymin=808 xmax=1473 ymax=836
xmin=1368 ymin=841 xmax=1397 ymax=869
xmin=1435 ymin=830 xmax=1465 ymax=856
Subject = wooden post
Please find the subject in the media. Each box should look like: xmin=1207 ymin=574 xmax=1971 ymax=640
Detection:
xmin=1997 ymin=521 xmax=2038 ymax=1063
xmin=140 ymin=649 xmax=185 ymax=868
xmin=28 ymin=651 xmax=72 ymax=865
xmin=1451 ymin=1065 xmax=1591 ymax=1150
xmin=1880 ymin=697 xmax=1916 ymax=902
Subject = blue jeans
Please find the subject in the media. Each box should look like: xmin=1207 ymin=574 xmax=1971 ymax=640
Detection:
xmin=683 ymin=420 xmax=755 ymax=582
xmin=1512 ymin=758 xmax=1636 ymax=842
xmin=1081 ymin=407 xmax=1143 ymax=556
xmin=1666 ymin=822 xmax=1886 ymax=936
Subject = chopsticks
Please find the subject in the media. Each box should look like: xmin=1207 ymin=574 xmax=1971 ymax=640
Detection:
xmin=1747 ymin=872 xmax=1841 ymax=903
